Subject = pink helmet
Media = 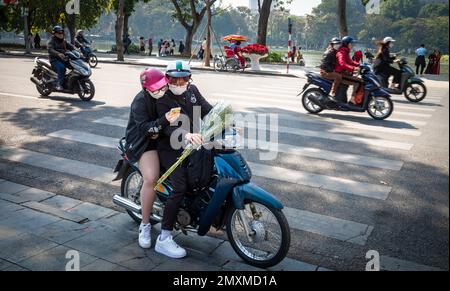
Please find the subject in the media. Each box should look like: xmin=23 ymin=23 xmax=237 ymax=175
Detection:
xmin=140 ymin=68 xmax=168 ymax=92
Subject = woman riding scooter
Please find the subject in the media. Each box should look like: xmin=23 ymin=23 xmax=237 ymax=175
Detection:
xmin=373 ymin=37 xmax=402 ymax=89
xmin=124 ymin=68 xmax=180 ymax=249
xmin=335 ymin=36 xmax=362 ymax=105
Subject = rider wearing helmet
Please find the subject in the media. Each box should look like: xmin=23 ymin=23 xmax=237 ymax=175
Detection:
xmin=47 ymin=25 xmax=75 ymax=91
xmin=373 ymin=37 xmax=401 ymax=89
xmin=74 ymin=29 xmax=91 ymax=57
xmin=124 ymin=68 xmax=180 ymax=250
xmin=336 ymin=36 xmax=363 ymax=104
xmin=320 ymin=37 xmax=343 ymax=99
xmin=155 ymin=60 xmax=213 ymax=259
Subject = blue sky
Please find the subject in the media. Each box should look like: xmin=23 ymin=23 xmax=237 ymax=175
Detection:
xmin=221 ymin=0 xmax=323 ymax=16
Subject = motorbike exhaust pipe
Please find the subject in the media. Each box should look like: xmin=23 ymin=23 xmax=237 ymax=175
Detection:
xmin=30 ymin=76 xmax=42 ymax=86
xmin=112 ymin=195 xmax=163 ymax=223
xmin=113 ymin=195 xmax=141 ymax=214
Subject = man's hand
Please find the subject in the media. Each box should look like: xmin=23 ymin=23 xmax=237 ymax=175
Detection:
xmin=58 ymin=53 xmax=65 ymax=59
xmin=185 ymin=133 xmax=204 ymax=146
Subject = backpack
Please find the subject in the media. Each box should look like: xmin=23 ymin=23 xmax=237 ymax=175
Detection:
xmin=187 ymin=147 xmax=214 ymax=191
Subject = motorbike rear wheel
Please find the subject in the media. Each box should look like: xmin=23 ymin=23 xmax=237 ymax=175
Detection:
xmin=302 ymin=88 xmax=325 ymax=114
xmin=78 ymin=80 xmax=95 ymax=101
xmin=404 ymin=81 xmax=427 ymax=103
xmin=226 ymin=202 xmax=291 ymax=268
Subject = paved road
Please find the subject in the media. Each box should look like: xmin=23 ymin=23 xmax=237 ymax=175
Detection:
xmin=0 ymin=56 xmax=448 ymax=271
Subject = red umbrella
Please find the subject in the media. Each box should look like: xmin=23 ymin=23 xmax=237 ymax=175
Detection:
xmin=223 ymin=34 xmax=248 ymax=42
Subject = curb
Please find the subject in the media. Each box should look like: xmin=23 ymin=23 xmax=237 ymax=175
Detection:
xmin=0 ymin=51 xmax=300 ymax=78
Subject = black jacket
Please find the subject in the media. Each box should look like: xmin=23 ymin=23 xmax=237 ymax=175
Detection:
xmin=373 ymin=46 xmax=395 ymax=73
xmin=320 ymin=47 xmax=337 ymax=73
xmin=124 ymin=90 xmax=170 ymax=163
xmin=74 ymin=34 xmax=89 ymax=48
xmin=156 ymin=85 xmax=213 ymax=153
xmin=47 ymin=36 xmax=75 ymax=62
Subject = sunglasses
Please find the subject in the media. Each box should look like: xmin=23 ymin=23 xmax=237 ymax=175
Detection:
xmin=168 ymin=76 xmax=191 ymax=85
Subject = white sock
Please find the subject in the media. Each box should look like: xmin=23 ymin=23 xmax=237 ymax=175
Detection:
xmin=160 ymin=230 xmax=172 ymax=241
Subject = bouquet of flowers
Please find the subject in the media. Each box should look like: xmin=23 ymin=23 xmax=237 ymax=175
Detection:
xmin=242 ymin=44 xmax=269 ymax=56
xmin=154 ymin=101 xmax=234 ymax=189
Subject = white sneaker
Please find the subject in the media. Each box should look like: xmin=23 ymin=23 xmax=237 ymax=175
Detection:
xmin=155 ymin=235 xmax=187 ymax=259
xmin=138 ymin=223 xmax=152 ymax=249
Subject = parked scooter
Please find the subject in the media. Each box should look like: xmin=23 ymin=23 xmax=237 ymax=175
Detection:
xmin=30 ymin=51 xmax=95 ymax=101
xmin=112 ymin=131 xmax=291 ymax=268
xmin=376 ymin=57 xmax=427 ymax=103
xmin=299 ymin=64 xmax=394 ymax=120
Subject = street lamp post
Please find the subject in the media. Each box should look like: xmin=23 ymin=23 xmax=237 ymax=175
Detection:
xmin=22 ymin=6 xmax=31 ymax=54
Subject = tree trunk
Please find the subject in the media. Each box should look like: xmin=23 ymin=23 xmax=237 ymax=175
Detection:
xmin=183 ymin=27 xmax=195 ymax=58
xmin=257 ymin=0 xmax=272 ymax=45
xmin=338 ymin=0 xmax=348 ymax=38
xmin=115 ymin=0 xmax=125 ymax=61
xmin=124 ymin=13 xmax=129 ymax=37
xmin=204 ymin=2 xmax=212 ymax=67
xmin=66 ymin=14 xmax=76 ymax=45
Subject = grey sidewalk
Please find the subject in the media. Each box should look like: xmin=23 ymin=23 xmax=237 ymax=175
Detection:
xmin=0 ymin=179 xmax=329 ymax=271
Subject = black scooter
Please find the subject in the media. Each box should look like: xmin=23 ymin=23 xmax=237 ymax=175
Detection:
xmin=376 ymin=58 xmax=427 ymax=103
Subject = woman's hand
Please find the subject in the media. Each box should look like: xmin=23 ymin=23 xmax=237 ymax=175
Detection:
xmin=185 ymin=133 xmax=204 ymax=146
xmin=165 ymin=111 xmax=180 ymax=123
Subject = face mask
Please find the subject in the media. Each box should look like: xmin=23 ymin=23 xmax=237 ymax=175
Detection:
xmin=169 ymin=84 xmax=188 ymax=96
xmin=389 ymin=43 xmax=394 ymax=48
xmin=149 ymin=90 xmax=165 ymax=99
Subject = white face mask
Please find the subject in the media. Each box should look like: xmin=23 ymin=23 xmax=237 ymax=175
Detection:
xmin=149 ymin=90 xmax=165 ymax=99
xmin=389 ymin=43 xmax=394 ymax=48
xmin=169 ymin=84 xmax=188 ymax=96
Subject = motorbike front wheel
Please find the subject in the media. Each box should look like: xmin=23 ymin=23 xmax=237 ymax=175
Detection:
xmin=404 ymin=81 xmax=427 ymax=103
xmin=367 ymin=96 xmax=394 ymax=120
xmin=226 ymin=202 xmax=291 ymax=268
xmin=214 ymin=58 xmax=224 ymax=72
xmin=78 ymin=80 xmax=95 ymax=101
xmin=88 ymin=54 xmax=98 ymax=68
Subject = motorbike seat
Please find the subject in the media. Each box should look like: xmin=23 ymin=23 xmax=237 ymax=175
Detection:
xmin=307 ymin=72 xmax=332 ymax=84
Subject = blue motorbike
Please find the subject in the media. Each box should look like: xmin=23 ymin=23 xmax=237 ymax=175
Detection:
xmin=112 ymin=133 xmax=291 ymax=268
xmin=299 ymin=64 xmax=394 ymax=120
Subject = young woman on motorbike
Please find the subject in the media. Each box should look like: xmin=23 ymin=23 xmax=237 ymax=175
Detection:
xmin=373 ymin=37 xmax=401 ymax=89
xmin=124 ymin=68 xmax=180 ymax=249
xmin=335 ymin=36 xmax=363 ymax=105
xmin=155 ymin=61 xmax=213 ymax=259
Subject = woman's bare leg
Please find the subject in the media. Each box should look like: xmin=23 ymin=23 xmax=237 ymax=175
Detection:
xmin=138 ymin=150 xmax=160 ymax=224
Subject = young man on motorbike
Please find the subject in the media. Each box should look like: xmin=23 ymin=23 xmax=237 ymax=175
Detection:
xmin=320 ymin=37 xmax=342 ymax=100
xmin=74 ymin=30 xmax=91 ymax=58
xmin=335 ymin=36 xmax=362 ymax=105
xmin=373 ymin=37 xmax=401 ymax=89
xmin=155 ymin=61 xmax=213 ymax=259
xmin=125 ymin=68 xmax=180 ymax=249
xmin=47 ymin=26 xmax=76 ymax=91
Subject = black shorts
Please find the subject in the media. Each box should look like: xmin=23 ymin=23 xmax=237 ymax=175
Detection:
xmin=145 ymin=140 xmax=158 ymax=152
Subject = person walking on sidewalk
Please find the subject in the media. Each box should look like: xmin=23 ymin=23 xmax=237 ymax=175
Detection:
xmin=124 ymin=68 xmax=180 ymax=249
xmin=415 ymin=44 xmax=427 ymax=75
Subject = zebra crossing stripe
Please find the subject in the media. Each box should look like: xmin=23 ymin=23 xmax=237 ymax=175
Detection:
xmin=49 ymin=129 xmax=404 ymax=171
xmin=93 ymin=116 xmax=413 ymax=151
xmin=47 ymin=129 xmax=391 ymax=199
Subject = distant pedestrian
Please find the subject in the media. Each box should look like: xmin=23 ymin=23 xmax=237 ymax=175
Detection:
xmin=157 ymin=39 xmax=163 ymax=56
xmin=139 ymin=36 xmax=146 ymax=55
xmin=123 ymin=34 xmax=131 ymax=55
xmin=178 ymin=41 xmax=185 ymax=55
xmin=28 ymin=33 xmax=34 ymax=49
xmin=34 ymin=33 xmax=41 ymax=49
xmin=415 ymin=44 xmax=427 ymax=75
xmin=148 ymin=38 xmax=153 ymax=56
xmin=291 ymin=46 xmax=296 ymax=63
xmin=425 ymin=50 xmax=441 ymax=75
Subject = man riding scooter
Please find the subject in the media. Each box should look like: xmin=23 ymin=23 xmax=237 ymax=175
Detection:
xmin=47 ymin=26 xmax=76 ymax=91
xmin=74 ymin=30 xmax=92 ymax=58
